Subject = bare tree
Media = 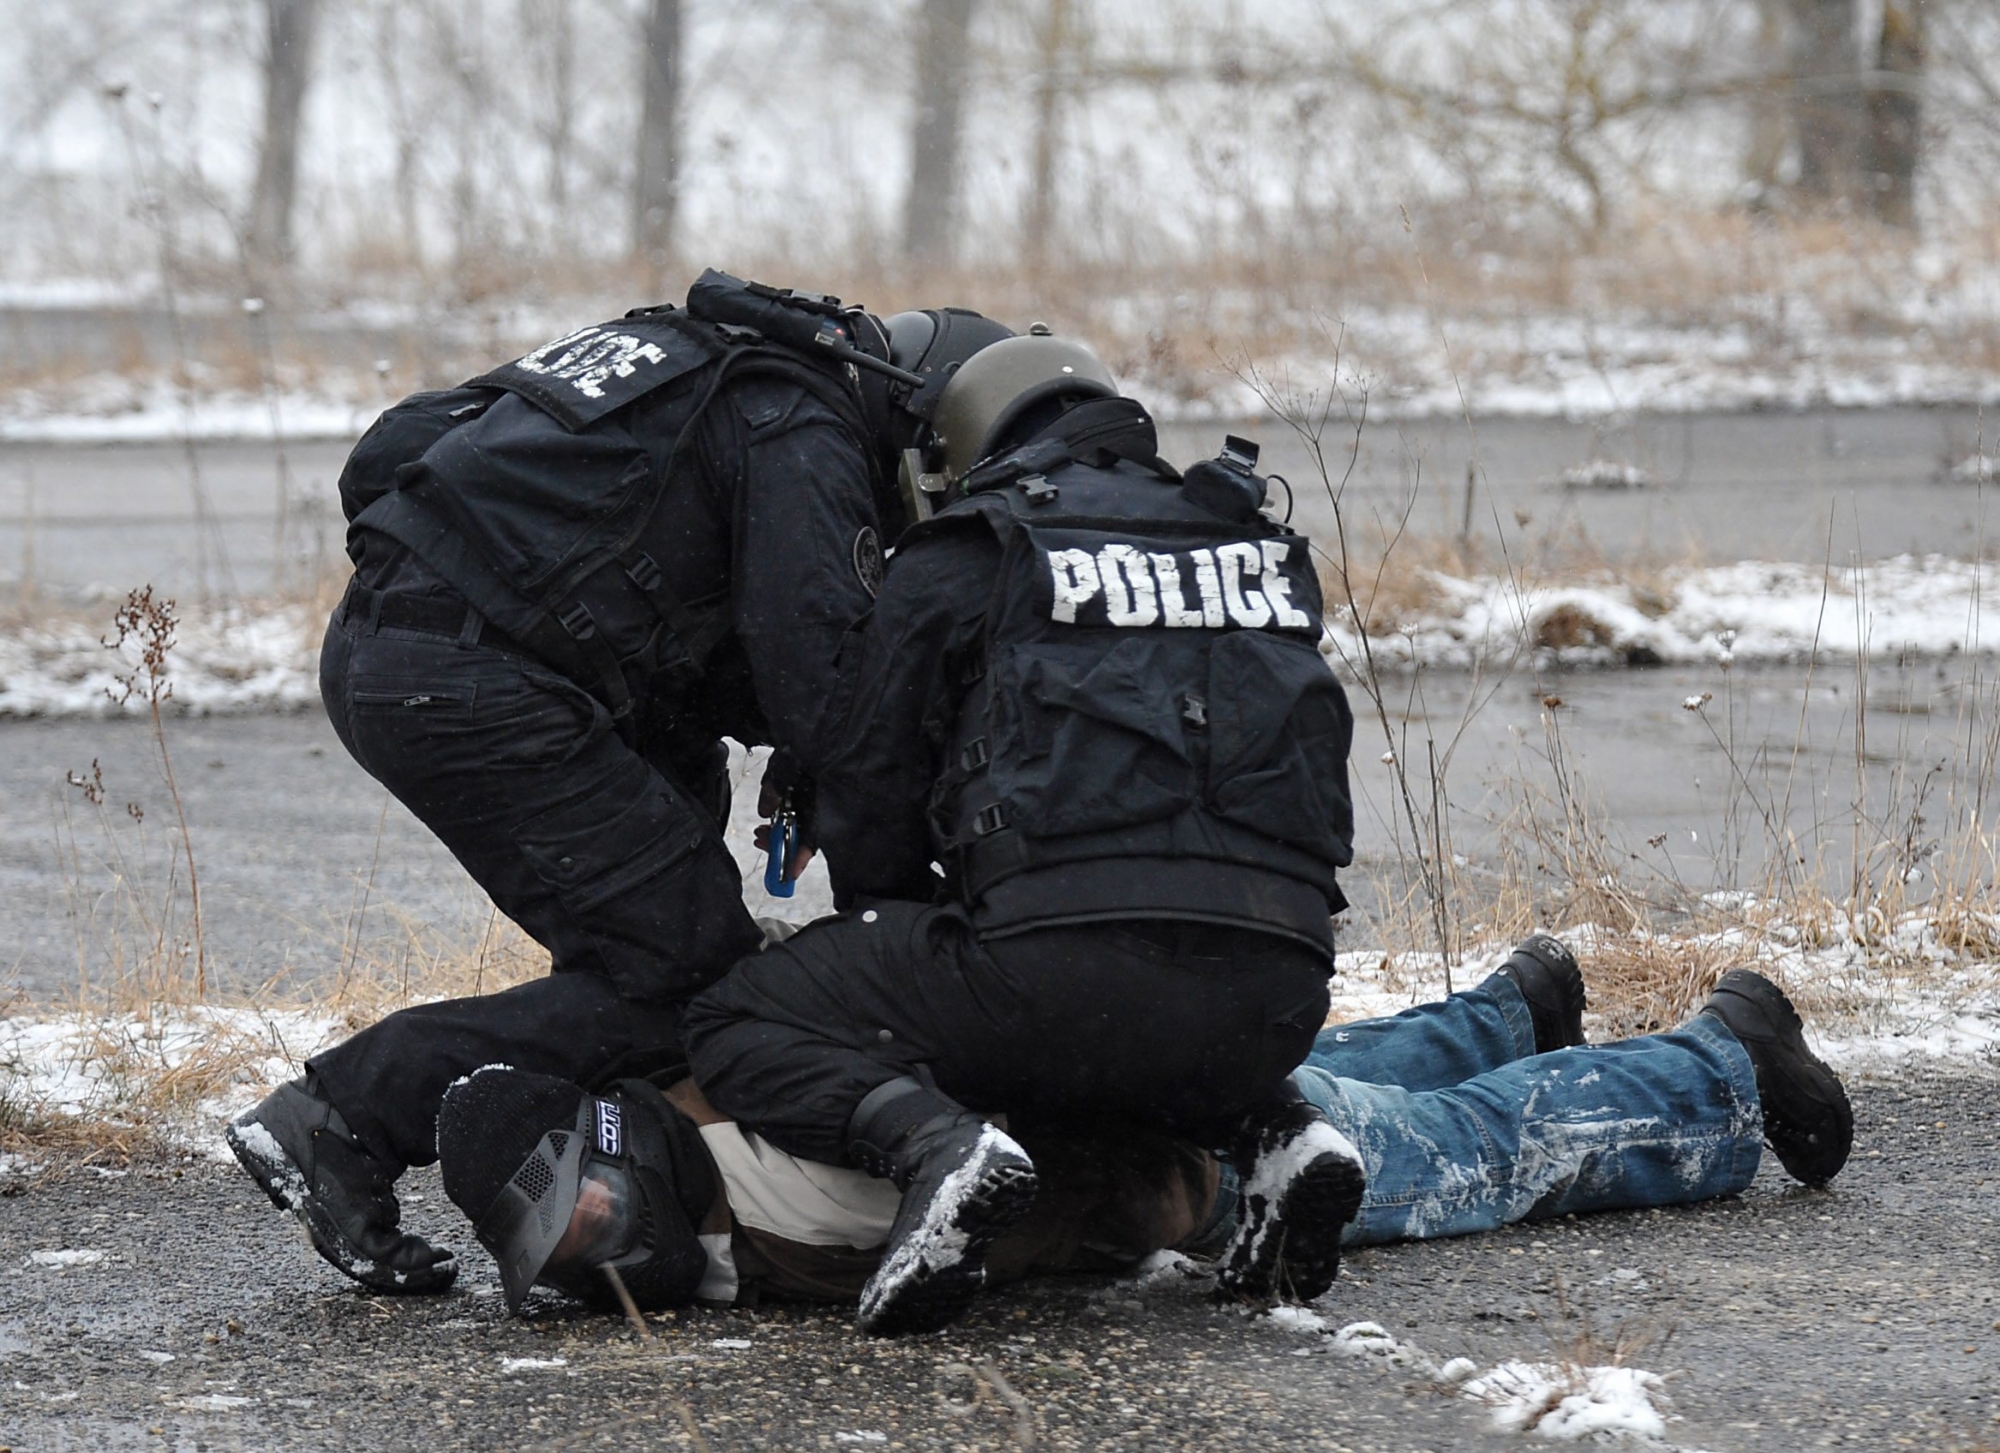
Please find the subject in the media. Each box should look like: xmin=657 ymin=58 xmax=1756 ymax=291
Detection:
xmin=520 ymin=0 xmax=577 ymax=224
xmin=244 ymin=0 xmax=320 ymax=272
xmin=904 ymin=0 xmax=977 ymax=265
xmin=1745 ymin=0 xmax=1790 ymax=198
xmin=1785 ymin=0 xmax=1862 ymax=205
xmin=1022 ymin=0 xmax=1074 ymax=267
xmin=1866 ymin=0 xmax=1925 ymax=228
xmin=633 ymin=0 xmax=682 ymax=268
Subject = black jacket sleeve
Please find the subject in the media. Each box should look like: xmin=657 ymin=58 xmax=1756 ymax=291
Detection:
xmin=725 ymin=378 xmax=885 ymax=776
xmin=815 ymin=521 xmax=1000 ymax=906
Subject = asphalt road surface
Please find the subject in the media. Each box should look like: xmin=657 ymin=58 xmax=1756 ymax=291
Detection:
xmin=2 ymin=1066 xmax=1995 ymax=1452
xmin=1 ymin=646 xmax=1984 ymax=1003
xmin=3 ymin=405 xmax=1995 ymax=605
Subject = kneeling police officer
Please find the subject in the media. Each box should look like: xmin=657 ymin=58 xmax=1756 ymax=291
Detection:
xmin=683 ymin=332 xmax=1368 ymax=1333
xmin=228 ymin=273 xmax=1013 ymax=1295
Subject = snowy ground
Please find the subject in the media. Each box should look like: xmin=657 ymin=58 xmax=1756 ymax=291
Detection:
xmin=4 ymin=292 xmax=2000 ymax=447
xmin=1 ymin=551 xmax=1994 ymax=719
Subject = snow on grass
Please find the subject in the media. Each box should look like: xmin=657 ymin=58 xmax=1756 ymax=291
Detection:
xmin=1264 ymin=1311 xmax=1686 ymax=1446
xmin=2 ymin=901 xmax=1990 ymax=1155
xmin=0 ymin=379 xmax=376 ymax=445
xmin=1559 ymin=460 xmax=1654 ymax=490
xmin=1464 ymin=1360 xmax=1672 ymax=1441
xmin=0 ymin=603 xmax=321 ymax=716
xmin=0 ymin=1006 xmax=346 ymax=1148
xmin=2 ymin=551 xmax=1994 ymax=724
xmin=1329 ymin=911 xmax=2000 ymax=1073
xmin=1322 ymin=555 xmax=2000 ymax=670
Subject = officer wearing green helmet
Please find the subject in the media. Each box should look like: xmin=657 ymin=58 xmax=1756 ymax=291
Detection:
xmin=683 ymin=325 xmax=1366 ymax=1335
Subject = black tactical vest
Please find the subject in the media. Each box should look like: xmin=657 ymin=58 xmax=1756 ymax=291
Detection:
xmin=924 ymin=449 xmax=1355 ymax=951
xmin=338 ymin=309 xmax=872 ymax=744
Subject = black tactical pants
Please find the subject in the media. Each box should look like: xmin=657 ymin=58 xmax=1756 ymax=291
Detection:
xmin=681 ymin=901 xmax=1333 ymax=1164
xmin=306 ymin=974 xmax=686 ymax=1168
xmin=308 ymin=579 xmax=761 ymax=1167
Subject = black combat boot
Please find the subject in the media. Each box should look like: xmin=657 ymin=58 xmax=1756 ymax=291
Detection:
xmin=1497 ymin=932 xmax=1588 ymax=1052
xmin=847 ymin=1078 xmax=1039 ymax=1336
xmin=226 ymin=1078 xmax=457 ymax=1293
xmin=1697 ymin=970 xmax=1854 ymax=1187
xmin=1217 ymin=1092 xmax=1367 ymax=1304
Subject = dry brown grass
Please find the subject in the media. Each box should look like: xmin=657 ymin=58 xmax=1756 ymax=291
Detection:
xmin=1318 ymin=525 xmax=1703 ymax=642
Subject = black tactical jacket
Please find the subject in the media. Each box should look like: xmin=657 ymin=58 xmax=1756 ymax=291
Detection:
xmin=816 ymin=407 xmax=1355 ymax=953
xmin=338 ymin=310 xmax=887 ymax=776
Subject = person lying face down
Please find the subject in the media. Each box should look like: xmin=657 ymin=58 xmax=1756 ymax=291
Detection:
xmin=432 ymin=943 xmax=1853 ymax=1320
xmin=435 ymin=1066 xmax=1220 ymax=1313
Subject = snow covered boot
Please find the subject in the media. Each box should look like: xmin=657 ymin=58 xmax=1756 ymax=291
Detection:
xmin=847 ymin=1078 xmax=1039 ymax=1336
xmin=227 ymin=1078 xmax=457 ymax=1293
xmin=1217 ymin=1092 xmax=1366 ymax=1304
xmin=1698 ymin=970 xmax=1853 ymax=1187
xmin=1497 ymin=932 xmax=1588 ymax=1052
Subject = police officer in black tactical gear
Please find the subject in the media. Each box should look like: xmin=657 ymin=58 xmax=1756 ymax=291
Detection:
xmin=226 ymin=272 xmax=1015 ymax=1297
xmin=682 ymin=332 xmax=1370 ymax=1336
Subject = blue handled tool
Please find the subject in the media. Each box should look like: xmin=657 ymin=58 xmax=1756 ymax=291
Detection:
xmin=763 ymin=804 xmax=798 ymax=898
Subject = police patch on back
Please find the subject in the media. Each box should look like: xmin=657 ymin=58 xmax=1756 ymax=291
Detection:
xmin=471 ymin=316 xmax=711 ymax=432
xmin=1030 ymin=526 xmax=1321 ymax=636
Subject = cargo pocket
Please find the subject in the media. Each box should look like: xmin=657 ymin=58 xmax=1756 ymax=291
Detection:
xmin=986 ymin=637 xmax=1198 ymax=836
xmin=515 ymin=780 xmax=707 ymax=918
xmin=1204 ymin=631 xmax=1355 ymax=864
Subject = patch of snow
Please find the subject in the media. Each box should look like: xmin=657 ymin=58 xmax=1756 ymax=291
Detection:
xmin=27 ymin=1249 xmax=105 ymax=1268
xmin=1559 ymin=460 xmax=1653 ymax=490
xmin=0 ymin=604 xmax=321 ymax=717
xmin=499 ymin=1356 xmax=569 ymax=1372
xmin=0 ymin=382 xmax=371 ymax=445
xmin=709 ymin=1337 xmax=753 ymax=1350
xmin=1329 ymin=913 xmax=2000 ymax=1072
xmin=1945 ymin=454 xmax=1994 ymax=484
xmin=173 ymin=1393 xmax=254 ymax=1412
xmin=0 ymin=1007 xmax=345 ymax=1140
xmin=1122 ymin=1249 xmax=1205 ymax=1294
xmin=834 ymin=1435 xmax=888 ymax=1446
xmin=138 ymin=1350 xmax=176 ymax=1364
xmin=1323 ymin=554 xmax=2000 ymax=670
xmin=1464 ymin=1359 xmax=1671 ymax=1441
xmin=1265 ymin=1311 xmax=1681 ymax=1445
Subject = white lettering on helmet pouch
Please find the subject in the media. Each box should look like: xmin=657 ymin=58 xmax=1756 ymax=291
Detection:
xmin=1039 ymin=529 xmax=1318 ymax=634
xmin=594 ymin=1098 xmax=623 ymax=1156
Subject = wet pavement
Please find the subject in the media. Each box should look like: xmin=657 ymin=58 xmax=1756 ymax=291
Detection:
xmin=2 ymin=405 xmax=1996 ymax=606
xmin=2 ymin=1066 xmax=1995 ymax=1452
xmin=1 ymin=647 xmax=1987 ymax=1002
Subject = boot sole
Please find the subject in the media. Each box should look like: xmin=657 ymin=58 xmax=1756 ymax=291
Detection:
xmin=1708 ymin=972 xmax=1854 ymax=1187
xmin=1220 ymin=1146 xmax=1366 ymax=1303
xmin=226 ymin=1118 xmax=457 ymax=1295
xmin=857 ymin=1159 xmax=1040 ymax=1336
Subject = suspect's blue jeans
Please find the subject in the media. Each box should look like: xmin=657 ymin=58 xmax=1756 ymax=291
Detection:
xmin=1283 ymin=975 xmax=1764 ymax=1246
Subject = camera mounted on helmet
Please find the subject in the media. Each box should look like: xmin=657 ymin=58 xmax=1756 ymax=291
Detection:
xmin=683 ymin=270 xmax=1015 ymax=533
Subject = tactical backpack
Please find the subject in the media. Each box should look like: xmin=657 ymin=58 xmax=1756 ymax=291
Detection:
xmin=335 ymin=277 xmax=890 ymax=744
xmin=921 ymin=416 xmax=1356 ymax=945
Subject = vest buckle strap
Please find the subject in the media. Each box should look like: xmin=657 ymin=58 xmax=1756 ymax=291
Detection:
xmin=625 ymin=552 xmax=665 ymax=592
xmin=557 ymin=601 xmax=598 ymax=640
xmin=960 ymin=738 xmax=990 ymax=771
xmin=972 ymin=804 xmax=1009 ymax=837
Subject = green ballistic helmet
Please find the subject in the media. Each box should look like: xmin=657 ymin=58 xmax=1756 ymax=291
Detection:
xmin=930 ymin=330 xmax=1117 ymax=484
